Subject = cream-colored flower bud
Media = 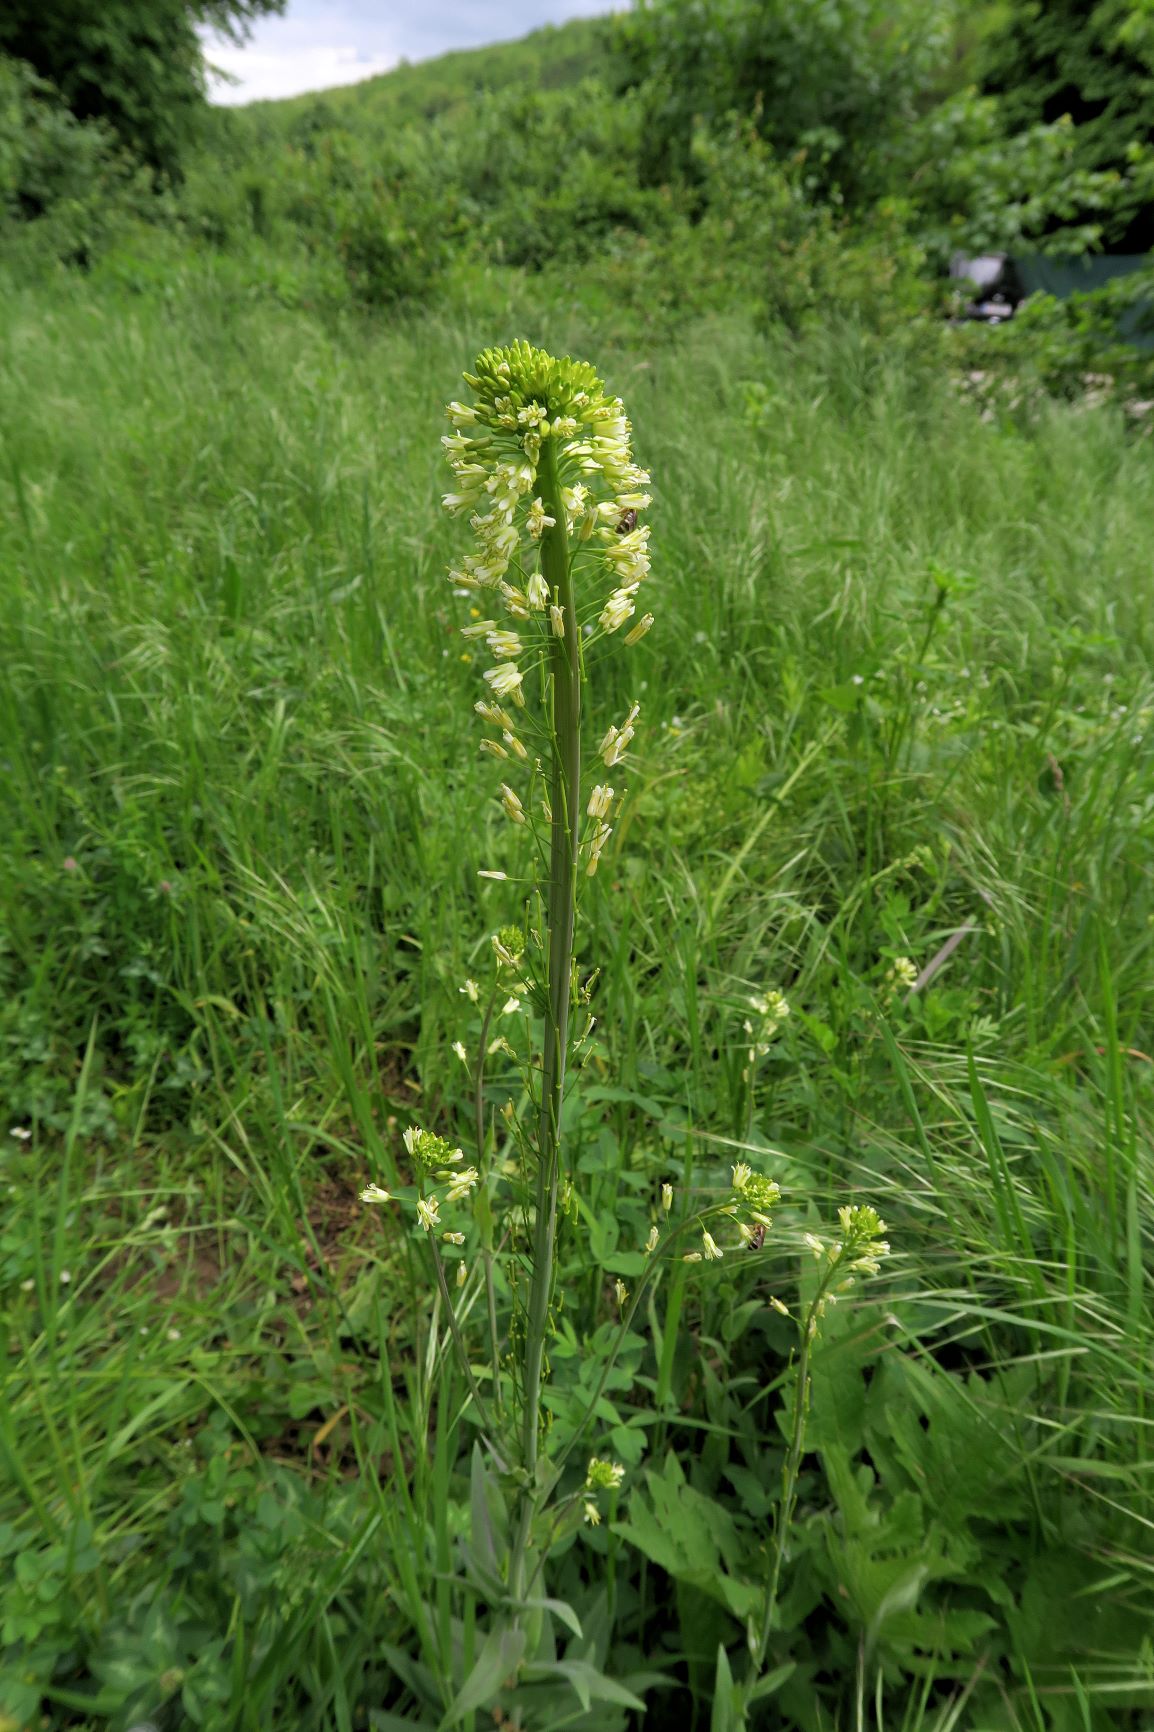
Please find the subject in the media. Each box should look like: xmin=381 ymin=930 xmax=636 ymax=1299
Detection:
xmin=500 ymin=783 xmax=526 ymax=825
xmin=527 ymin=571 xmax=549 ymax=609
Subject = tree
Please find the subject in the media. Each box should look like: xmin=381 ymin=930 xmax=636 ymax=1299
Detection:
xmin=979 ymin=0 xmax=1154 ymax=249
xmin=610 ymin=0 xmax=955 ymax=206
xmin=0 ymin=0 xmax=284 ymax=180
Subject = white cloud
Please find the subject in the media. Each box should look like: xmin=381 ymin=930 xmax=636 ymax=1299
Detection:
xmin=202 ymin=2 xmax=614 ymax=106
xmin=203 ymin=27 xmax=399 ymax=106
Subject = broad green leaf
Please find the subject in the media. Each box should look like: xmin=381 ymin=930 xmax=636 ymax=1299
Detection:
xmin=514 ymin=1596 xmax=583 ymax=1640
xmin=438 ymin=1626 xmax=525 ymax=1731
xmin=747 ymin=1661 xmax=796 ymax=1703
xmin=523 ymin=1657 xmax=646 ymax=1712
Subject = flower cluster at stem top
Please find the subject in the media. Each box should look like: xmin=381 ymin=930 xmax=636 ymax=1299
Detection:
xmin=442 ymin=341 xmax=654 ymax=876
xmin=679 ymin=1162 xmax=782 ymax=1263
xmin=582 ymin=1455 xmax=625 ymax=1526
xmin=359 ymin=1123 xmax=480 ymax=1240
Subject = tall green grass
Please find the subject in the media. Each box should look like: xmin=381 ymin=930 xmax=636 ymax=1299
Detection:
xmin=2 ymin=262 xmax=1153 ymax=1729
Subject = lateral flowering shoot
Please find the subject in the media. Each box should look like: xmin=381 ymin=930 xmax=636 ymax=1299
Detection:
xmin=585 ymin=1457 xmax=626 ymax=1491
xmin=730 ymin=1163 xmax=781 ymax=1224
xmin=354 ymin=1123 xmax=480 ymax=1244
xmin=442 ymin=341 xmax=653 ymax=858
xmin=744 ymin=990 xmax=790 ymax=1061
xmin=801 ymin=1205 xmax=891 ymax=1325
xmin=403 ymin=1125 xmax=463 ymax=1170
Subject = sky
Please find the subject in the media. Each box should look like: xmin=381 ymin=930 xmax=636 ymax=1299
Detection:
xmin=203 ymin=2 xmax=616 ymax=105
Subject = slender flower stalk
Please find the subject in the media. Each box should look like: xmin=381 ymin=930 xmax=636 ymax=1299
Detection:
xmin=440 ymin=341 xmax=654 ymax=1603
xmin=513 ymin=426 xmax=581 ymax=1593
xmin=743 ymin=1205 xmax=891 ymax=1709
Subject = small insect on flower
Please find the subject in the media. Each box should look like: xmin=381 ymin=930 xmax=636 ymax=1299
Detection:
xmin=616 ymin=507 xmax=639 ymax=535
xmin=746 ymin=1223 xmax=767 ymax=1252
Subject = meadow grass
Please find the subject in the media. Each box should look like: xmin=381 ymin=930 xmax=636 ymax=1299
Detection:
xmin=2 ymin=260 xmax=1154 ymax=1729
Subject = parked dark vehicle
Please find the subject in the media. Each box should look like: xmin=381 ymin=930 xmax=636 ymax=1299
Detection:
xmin=949 ymin=252 xmax=1024 ymax=324
xmin=948 ymin=251 xmax=1153 ymax=347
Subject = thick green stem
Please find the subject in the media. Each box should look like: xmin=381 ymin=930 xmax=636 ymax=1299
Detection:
xmin=510 ymin=436 xmax=580 ymax=1594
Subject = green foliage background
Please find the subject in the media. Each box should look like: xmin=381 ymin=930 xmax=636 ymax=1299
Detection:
xmin=1 ymin=5 xmax=1154 ymax=1731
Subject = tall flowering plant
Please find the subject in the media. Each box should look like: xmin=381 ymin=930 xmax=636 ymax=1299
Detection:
xmin=357 ymin=342 xmax=893 ymax=1726
xmin=442 ymin=342 xmax=654 ymax=1590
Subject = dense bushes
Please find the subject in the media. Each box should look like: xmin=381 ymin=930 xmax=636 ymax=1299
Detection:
xmin=0 ymin=0 xmax=284 ymax=179
xmin=0 ymin=54 xmax=149 ymax=264
xmin=3 ymin=4 xmax=1152 ymax=380
xmin=979 ymin=0 xmax=1154 ymax=249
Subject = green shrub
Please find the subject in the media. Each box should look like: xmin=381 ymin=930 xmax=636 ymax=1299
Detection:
xmin=979 ymin=0 xmax=1154 ymax=249
xmin=0 ymin=53 xmax=148 ymax=266
xmin=612 ymin=0 xmax=955 ymax=205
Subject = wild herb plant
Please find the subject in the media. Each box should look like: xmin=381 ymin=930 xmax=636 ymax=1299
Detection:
xmin=349 ymin=341 xmax=894 ymax=1725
